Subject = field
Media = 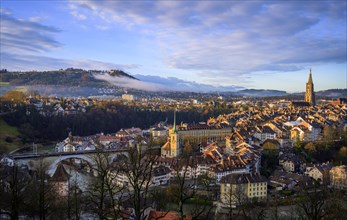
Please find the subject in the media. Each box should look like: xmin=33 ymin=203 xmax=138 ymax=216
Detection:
xmin=0 ymin=117 xmax=22 ymax=153
xmin=0 ymin=82 xmax=28 ymax=96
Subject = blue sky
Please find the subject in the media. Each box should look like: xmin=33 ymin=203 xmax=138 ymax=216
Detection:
xmin=0 ymin=0 xmax=346 ymax=92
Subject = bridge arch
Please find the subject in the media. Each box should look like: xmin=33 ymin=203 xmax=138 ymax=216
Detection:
xmin=47 ymin=154 xmax=96 ymax=176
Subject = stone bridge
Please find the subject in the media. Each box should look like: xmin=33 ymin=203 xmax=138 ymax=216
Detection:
xmin=12 ymin=149 xmax=128 ymax=176
xmin=46 ymin=154 xmax=96 ymax=176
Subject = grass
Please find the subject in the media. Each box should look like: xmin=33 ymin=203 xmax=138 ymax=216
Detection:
xmin=37 ymin=144 xmax=56 ymax=153
xmin=15 ymin=86 xmax=28 ymax=92
xmin=0 ymin=84 xmax=28 ymax=96
xmin=0 ymin=118 xmax=20 ymax=136
xmin=0 ymin=117 xmax=22 ymax=153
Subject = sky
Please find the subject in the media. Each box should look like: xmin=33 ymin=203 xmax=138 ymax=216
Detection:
xmin=0 ymin=0 xmax=346 ymax=92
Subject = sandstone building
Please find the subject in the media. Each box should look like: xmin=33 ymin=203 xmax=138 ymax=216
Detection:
xmin=305 ymin=69 xmax=315 ymax=106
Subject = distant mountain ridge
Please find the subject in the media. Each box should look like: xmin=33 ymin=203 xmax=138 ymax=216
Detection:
xmin=314 ymin=89 xmax=347 ymax=98
xmin=234 ymin=89 xmax=287 ymax=97
xmin=234 ymin=89 xmax=346 ymax=99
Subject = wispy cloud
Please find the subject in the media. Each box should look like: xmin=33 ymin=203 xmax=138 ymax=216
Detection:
xmin=70 ymin=10 xmax=87 ymax=20
xmin=96 ymin=25 xmax=111 ymax=31
xmin=0 ymin=8 xmax=139 ymax=72
xmin=70 ymin=0 xmax=346 ymax=81
xmin=0 ymin=9 xmax=62 ymax=54
xmin=1 ymin=52 xmax=139 ymax=71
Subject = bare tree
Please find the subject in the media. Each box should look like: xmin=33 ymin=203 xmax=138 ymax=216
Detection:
xmin=297 ymin=186 xmax=328 ymax=220
xmin=85 ymin=149 xmax=124 ymax=219
xmin=190 ymin=173 xmax=214 ymax=220
xmin=168 ymin=156 xmax=196 ymax=219
xmin=269 ymin=192 xmax=279 ymax=220
xmin=221 ymin=181 xmax=249 ymax=220
xmin=298 ymin=186 xmax=347 ymax=220
xmin=149 ymin=187 xmax=169 ymax=211
xmin=169 ymin=154 xmax=213 ymax=220
xmin=23 ymin=157 xmax=57 ymax=220
xmin=220 ymin=174 xmax=266 ymax=220
xmin=324 ymin=188 xmax=347 ymax=220
xmin=119 ymin=139 xmax=158 ymax=220
xmin=220 ymin=181 xmax=235 ymax=219
xmin=0 ymin=164 xmax=29 ymax=220
xmin=67 ymin=173 xmax=83 ymax=220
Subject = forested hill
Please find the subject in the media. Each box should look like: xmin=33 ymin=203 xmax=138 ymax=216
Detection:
xmin=0 ymin=68 xmax=136 ymax=87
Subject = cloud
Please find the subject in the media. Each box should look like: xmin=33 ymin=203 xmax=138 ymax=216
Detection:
xmin=0 ymin=9 xmax=62 ymax=54
xmin=135 ymin=74 xmax=243 ymax=92
xmin=70 ymin=0 xmax=347 ymax=82
xmin=0 ymin=9 xmax=139 ymax=72
xmin=93 ymin=73 xmax=243 ymax=92
xmin=70 ymin=10 xmax=87 ymax=20
xmin=93 ymin=73 xmax=166 ymax=92
xmin=0 ymin=52 xmax=140 ymax=71
xmin=96 ymin=25 xmax=111 ymax=31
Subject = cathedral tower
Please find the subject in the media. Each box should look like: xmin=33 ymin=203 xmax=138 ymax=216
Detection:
xmin=305 ymin=69 xmax=315 ymax=106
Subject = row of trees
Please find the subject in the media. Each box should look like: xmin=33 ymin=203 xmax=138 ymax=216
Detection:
xmin=293 ymin=126 xmax=347 ymax=164
xmin=1 ymin=102 xmax=220 ymax=144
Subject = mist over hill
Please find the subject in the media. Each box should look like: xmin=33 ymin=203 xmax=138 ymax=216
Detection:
xmin=0 ymin=68 xmax=242 ymax=95
xmin=0 ymin=68 xmax=134 ymax=96
xmin=0 ymin=68 xmax=134 ymax=86
xmin=234 ymin=89 xmax=288 ymax=97
xmin=0 ymin=69 xmax=345 ymax=98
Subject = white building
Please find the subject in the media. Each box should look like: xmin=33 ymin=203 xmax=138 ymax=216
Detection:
xmin=0 ymin=156 xmax=14 ymax=167
xmin=220 ymin=173 xmax=267 ymax=207
xmin=151 ymin=166 xmax=171 ymax=186
xmin=305 ymin=163 xmax=332 ymax=185
xmin=122 ymin=94 xmax=135 ymax=101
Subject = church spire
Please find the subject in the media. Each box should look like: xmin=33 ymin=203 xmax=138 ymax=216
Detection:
xmin=308 ymin=68 xmax=313 ymax=83
xmin=172 ymin=110 xmax=177 ymax=133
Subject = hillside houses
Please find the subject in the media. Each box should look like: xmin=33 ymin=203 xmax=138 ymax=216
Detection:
xmin=330 ymin=165 xmax=347 ymax=190
xmin=285 ymin=117 xmax=322 ymax=142
xmin=47 ymin=100 xmax=347 ymax=205
xmin=305 ymin=162 xmax=332 ymax=185
xmin=55 ymin=127 xmax=144 ymax=153
xmin=55 ymin=132 xmax=99 ymax=152
xmin=269 ymin=169 xmax=313 ymax=191
xmin=279 ymin=152 xmax=305 ymax=173
xmin=253 ymin=125 xmax=276 ymax=142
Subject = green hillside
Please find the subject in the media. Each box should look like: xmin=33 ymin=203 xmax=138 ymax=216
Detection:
xmin=0 ymin=117 xmax=22 ymax=153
